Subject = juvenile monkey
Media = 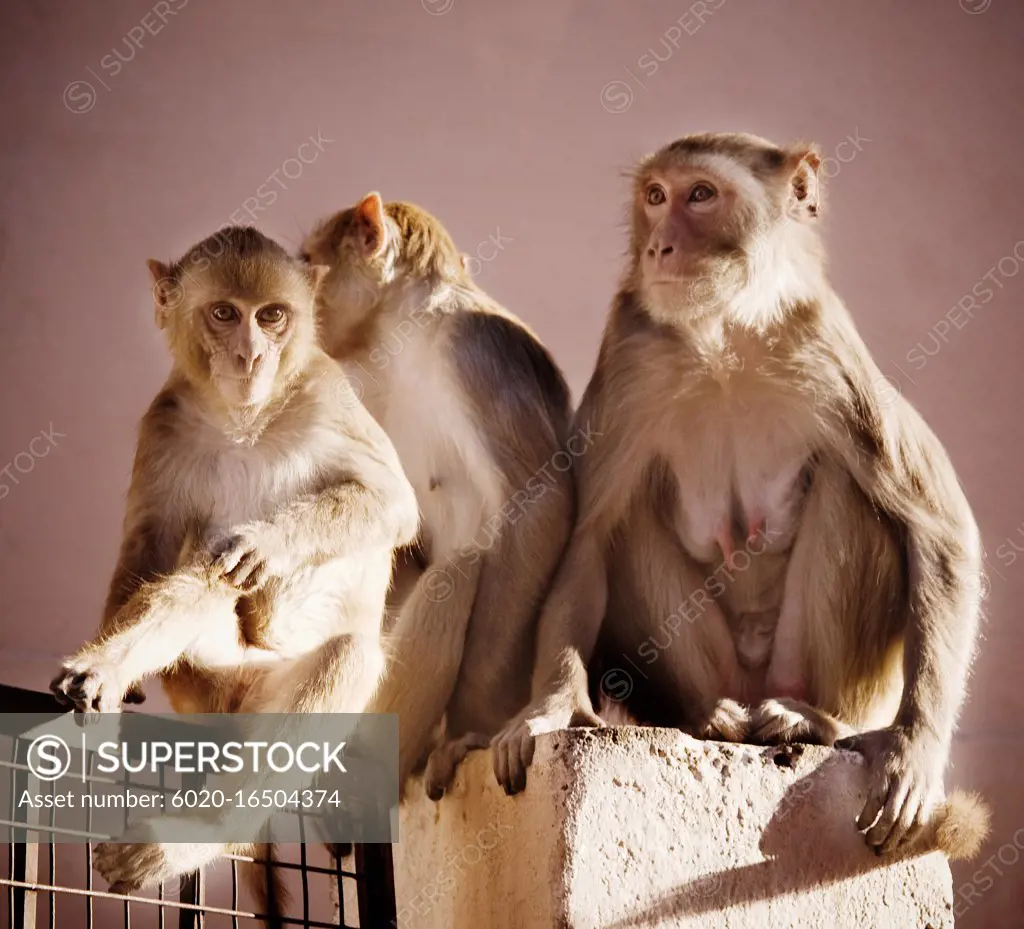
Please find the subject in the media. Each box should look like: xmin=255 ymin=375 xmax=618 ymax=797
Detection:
xmin=50 ymin=227 xmax=418 ymax=894
xmin=493 ymin=132 xmax=989 ymax=860
xmin=302 ymin=195 xmax=574 ymax=799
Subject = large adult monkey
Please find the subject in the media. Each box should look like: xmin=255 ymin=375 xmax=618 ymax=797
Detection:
xmin=51 ymin=226 xmax=418 ymax=897
xmin=493 ymin=132 xmax=989 ymax=860
xmin=302 ymin=196 xmax=574 ymax=800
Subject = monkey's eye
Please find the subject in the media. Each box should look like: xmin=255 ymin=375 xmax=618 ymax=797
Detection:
xmin=297 ymin=250 xmax=311 ymax=264
xmin=646 ymin=185 xmax=667 ymax=206
xmin=210 ymin=303 xmax=238 ymax=323
xmin=688 ymin=183 xmax=717 ymax=204
xmin=257 ymin=304 xmax=287 ymax=326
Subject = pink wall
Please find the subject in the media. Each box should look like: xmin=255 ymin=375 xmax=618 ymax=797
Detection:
xmin=1 ymin=0 xmax=1022 ymax=924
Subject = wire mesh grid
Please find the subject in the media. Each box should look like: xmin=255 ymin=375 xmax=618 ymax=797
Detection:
xmin=0 ymin=685 xmax=397 ymax=929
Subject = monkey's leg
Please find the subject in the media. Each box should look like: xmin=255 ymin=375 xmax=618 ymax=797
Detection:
xmin=763 ymin=535 xmax=809 ymax=703
xmin=751 ymin=461 xmax=895 ymax=746
xmin=606 ymin=504 xmax=748 ymax=740
xmin=490 ymin=528 xmax=608 ymax=795
xmin=51 ymin=568 xmax=237 ymax=713
xmin=95 ymin=632 xmax=388 ymax=894
xmin=430 ymin=477 xmax=574 ymax=800
xmin=372 ymin=551 xmax=484 ymax=797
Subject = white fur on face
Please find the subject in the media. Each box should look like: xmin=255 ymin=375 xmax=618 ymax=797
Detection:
xmin=638 ymin=156 xmax=825 ymax=328
xmin=201 ymin=309 xmax=288 ymax=413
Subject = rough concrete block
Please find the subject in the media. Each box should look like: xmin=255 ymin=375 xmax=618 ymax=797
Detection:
xmin=395 ymin=728 xmax=954 ymax=928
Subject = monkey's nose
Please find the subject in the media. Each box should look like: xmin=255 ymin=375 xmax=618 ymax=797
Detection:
xmin=237 ymin=350 xmax=264 ymax=375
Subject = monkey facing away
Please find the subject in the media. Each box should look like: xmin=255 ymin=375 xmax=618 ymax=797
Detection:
xmin=50 ymin=227 xmax=418 ymax=894
xmin=492 ymin=132 xmax=989 ymax=859
xmin=302 ymin=194 xmax=574 ymax=800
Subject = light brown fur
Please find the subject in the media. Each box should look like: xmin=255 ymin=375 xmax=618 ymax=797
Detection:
xmin=493 ymin=133 xmax=988 ymax=859
xmin=303 ymin=194 xmax=574 ymax=799
xmin=51 ymin=227 xmax=418 ymax=904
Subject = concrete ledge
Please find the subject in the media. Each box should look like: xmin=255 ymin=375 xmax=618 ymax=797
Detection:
xmin=395 ymin=728 xmax=954 ymax=928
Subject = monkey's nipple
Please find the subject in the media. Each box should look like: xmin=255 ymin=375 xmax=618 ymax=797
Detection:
xmin=715 ymin=526 xmax=738 ymax=570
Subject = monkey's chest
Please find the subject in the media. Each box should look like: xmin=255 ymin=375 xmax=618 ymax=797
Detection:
xmin=181 ymin=442 xmax=321 ymax=537
xmin=664 ymin=390 xmax=816 ymax=570
xmin=350 ymin=351 xmax=505 ymax=558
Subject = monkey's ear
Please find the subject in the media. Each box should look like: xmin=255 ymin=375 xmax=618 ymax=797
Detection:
xmin=353 ymin=192 xmax=387 ymax=259
xmin=147 ymin=259 xmax=177 ymax=330
xmin=786 ymin=146 xmax=822 ymax=219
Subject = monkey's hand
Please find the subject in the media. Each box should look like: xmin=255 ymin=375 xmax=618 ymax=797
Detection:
xmin=208 ymin=522 xmax=287 ymax=592
xmin=835 ymin=725 xmax=944 ymax=856
xmin=50 ymin=657 xmax=131 ymax=714
xmin=492 ymin=699 xmax=605 ymax=796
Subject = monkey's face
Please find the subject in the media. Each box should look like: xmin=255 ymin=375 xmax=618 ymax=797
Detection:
xmin=630 ymin=133 xmax=823 ymax=320
xmin=150 ymin=240 xmax=320 ymax=410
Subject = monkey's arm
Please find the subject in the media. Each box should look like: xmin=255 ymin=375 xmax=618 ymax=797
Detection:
xmin=829 ymin=347 xmax=982 ymax=853
xmin=65 ymin=424 xmax=186 ymax=705
xmin=100 ymin=408 xmax=190 ymax=635
xmin=101 ymin=511 xmax=179 ymax=634
xmin=214 ymin=410 xmax=418 ymax=588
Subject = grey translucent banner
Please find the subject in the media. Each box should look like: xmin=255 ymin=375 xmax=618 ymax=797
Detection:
xmin=0 ymin=711 xmax=398 ymax=844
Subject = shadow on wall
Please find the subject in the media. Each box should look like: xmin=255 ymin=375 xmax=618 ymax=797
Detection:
xmin=606 ymin=744 xmax=948 ymax=927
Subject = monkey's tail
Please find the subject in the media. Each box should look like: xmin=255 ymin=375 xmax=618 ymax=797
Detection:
xmin=242 ymin=842 xmax=289 ymax=929
xmin=920 ymin=789 xmax=991 ymax=861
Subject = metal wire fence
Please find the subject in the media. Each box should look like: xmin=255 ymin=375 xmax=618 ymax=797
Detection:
xmin=0 ymin=684 xmax=397 ymax=928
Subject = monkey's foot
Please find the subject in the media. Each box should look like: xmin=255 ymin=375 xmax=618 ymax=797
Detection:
xmin=50 ymin=661 xmax=126 ymax=714
xmin=94 ymin=831 xmax=224 ymax=893
xmin=749 ymin=697 xmax=849 ymax=746
xmin=690 ymin=698 xmax=750 ymax=742
xmin=835 ymin=725 xmax=945 ymax=855
xmin=492 ymin=700 xmax=604 ymax=796
xmin=423 ymin=732 xmax=490 ymax=801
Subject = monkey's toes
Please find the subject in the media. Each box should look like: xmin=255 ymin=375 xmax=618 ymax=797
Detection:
xmin=492 ymin=726 xmax=534 ymax=796
xmin=423 ymin=751 xmax=457 ymax=802
xmin=749 ymin=698 xmax=839 ymax=746
xmin=697 ymin=698 xmax=750 ymax=742
xmin=424 ymin=734 xmax=489 ymax=802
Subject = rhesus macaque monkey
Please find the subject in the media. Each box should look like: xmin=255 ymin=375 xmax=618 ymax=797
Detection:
xmin=302 ymin=195 xmax=574 ymax=799
xmin=50 ymin=227 xmax=418 ymax=895
xmin=493 ymin=132 xmax=989 ymax=859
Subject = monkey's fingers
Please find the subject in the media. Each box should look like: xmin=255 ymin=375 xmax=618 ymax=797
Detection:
xmin=51 ymin=667 xmax=116 ymax=714
xmin=854 ymin=779 xmax=887 ymax=834
xmin=864 ymin=779 xmax=910 ymax=851
xmin=224 ymin=551 xmax=266 ymax=590
xmin=49 ymin=673 xmax=72 ymax=705
xmin=881 ymin=789 xmax=928 ymax=856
